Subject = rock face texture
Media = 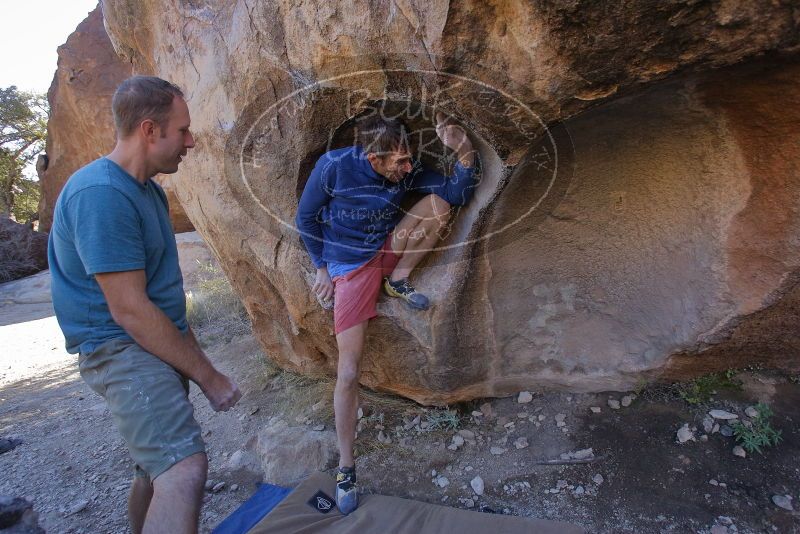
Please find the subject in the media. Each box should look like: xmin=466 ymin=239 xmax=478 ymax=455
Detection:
xmin=39 ymin=3 xmax=193 ymax=233
xmin=100 ymin=0 xmax=800 ymax=403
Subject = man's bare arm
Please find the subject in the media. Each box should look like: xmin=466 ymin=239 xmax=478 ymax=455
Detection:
xmin=94 ymin=270 xmax=241 ymax=412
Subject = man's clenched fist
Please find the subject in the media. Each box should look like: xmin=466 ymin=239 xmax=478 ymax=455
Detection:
xmin=202 ymin=371 xmax=242 ymax=412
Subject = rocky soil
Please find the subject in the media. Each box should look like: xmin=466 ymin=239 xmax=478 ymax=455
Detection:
xmin=1 ymin=266 xmax=799 ymax=533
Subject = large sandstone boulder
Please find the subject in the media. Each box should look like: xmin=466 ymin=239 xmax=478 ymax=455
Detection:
xmin=100 ymin=0 xmax=800 ymax=403
xmin=39 ymin=3 xmax=193 ymax=233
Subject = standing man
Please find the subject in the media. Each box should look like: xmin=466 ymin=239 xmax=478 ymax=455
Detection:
xmin=296 ymin=112 xmax=477 ymax=514
xmin=48 ymin=76 xmax=241 ymax=534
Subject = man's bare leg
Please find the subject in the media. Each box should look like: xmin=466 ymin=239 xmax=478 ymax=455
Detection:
xmin=143 ymin=452 xmax=207 ymax=534
xmin=129 ymin=476 xmax=153 ymax=534
xmin=334 ymin=321 xmax=368 ymax=468
xmin=390 ymin=193 xmax=451 ymax=282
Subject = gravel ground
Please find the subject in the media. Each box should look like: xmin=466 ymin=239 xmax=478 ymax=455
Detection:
xmin=1 ymin=270 xmax=799 ymax=533
xmin=0 ymin=272 xmax=262 ymax=533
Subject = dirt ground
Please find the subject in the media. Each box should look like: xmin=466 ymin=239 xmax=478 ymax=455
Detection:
xmin=1 ymin=270 xmax=799 ymax=534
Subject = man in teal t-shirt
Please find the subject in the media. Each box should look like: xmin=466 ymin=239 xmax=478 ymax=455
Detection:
xmin=49 ymin=157 xmax=188 ymax=354
xmin=48 ymin=76 xmax=240 ymax=534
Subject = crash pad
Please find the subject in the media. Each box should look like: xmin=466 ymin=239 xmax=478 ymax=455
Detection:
xmin=249 ymin=472 xmax=586 ymax=533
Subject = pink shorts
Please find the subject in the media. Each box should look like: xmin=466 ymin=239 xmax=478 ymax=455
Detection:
xmin=332 ymin=236 xmax=401 ymax=334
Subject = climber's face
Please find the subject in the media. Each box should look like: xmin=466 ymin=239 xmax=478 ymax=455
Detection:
xmin=367 ymin=149 xmax=414 ymax=183
xmin=149 ymin=96 xmax=195 ymax=174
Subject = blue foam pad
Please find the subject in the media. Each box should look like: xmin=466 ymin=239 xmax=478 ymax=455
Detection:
xmin=212 ymin=483 xmax=292 ymax=534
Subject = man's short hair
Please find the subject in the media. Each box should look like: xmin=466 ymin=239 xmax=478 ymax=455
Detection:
xmin=355 ymin=115 xmax=409 ymax=156
xmin=112 ymin=76 xmax=184 ymax=137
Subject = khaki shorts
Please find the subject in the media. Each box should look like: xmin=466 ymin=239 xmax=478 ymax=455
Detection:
xmin=79 ymin=338 xmax=206 ymax=480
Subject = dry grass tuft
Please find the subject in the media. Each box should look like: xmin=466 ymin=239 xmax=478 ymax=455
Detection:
xmin=261 ymin=360 xmax=421 ymax=445
xmin=186 ymin=262 xmax=250 ymax=340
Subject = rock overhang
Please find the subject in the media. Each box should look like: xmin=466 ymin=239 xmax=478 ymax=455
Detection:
xmin=95 ymin=0 xmax=800 ymax=403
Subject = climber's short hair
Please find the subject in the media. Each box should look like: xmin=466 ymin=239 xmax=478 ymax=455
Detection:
xmin=112 ymin=76 xmax=185 ymax=138
xmin=355 ymin=114 xmax=410 ymax=157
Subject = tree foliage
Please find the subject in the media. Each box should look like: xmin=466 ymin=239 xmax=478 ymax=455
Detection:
xmin=0 ymin=86 xmax=48 ymax=221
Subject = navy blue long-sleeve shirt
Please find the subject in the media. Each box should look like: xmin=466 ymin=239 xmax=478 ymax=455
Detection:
xmin=296 ymin=145 xmax=476 ymax=269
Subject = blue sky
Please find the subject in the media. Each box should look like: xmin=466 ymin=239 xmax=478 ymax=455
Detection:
xmin=0 ymin=0 xmax=100 ymax=93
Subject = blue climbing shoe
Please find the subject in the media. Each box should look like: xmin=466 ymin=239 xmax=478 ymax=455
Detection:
xmin=335 ymin=466 xmax=358 ymax=515
xmin=383 ymin=278 xmax=430 ymax=310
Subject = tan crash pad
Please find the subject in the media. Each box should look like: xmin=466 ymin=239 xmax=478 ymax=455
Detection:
xmin=249 ymin=472 xmax=585 ymax=534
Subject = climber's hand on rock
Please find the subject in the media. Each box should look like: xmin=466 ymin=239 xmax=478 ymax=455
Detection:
xmin=435 ymin=112 xmax=474 ymax=167
xmin=313 ymin=266 xmax=334 ymax=302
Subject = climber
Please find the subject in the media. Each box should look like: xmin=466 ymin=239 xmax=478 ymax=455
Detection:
xmin=295 ymin=111 xmax=477 ymax=514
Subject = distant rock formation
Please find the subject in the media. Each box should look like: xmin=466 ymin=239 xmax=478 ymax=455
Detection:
xmin=98 ymin=0 xmax=800 ymax=402
xmin=0 ymin=218 xmax=48 ymax=283
xmin=39 ymin=3 xmax=193 ymax=234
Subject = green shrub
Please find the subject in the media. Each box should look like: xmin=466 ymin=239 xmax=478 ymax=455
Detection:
xmin=676 ymin=369 xmax=742 ymax=405
xmin=732 ymin=402 xmax=782 ymax=455
xmin=423 ymin=408 xmax=461 ymax=431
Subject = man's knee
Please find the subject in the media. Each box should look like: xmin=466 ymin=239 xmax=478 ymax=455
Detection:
xmin=336 ymin=360 xmax=360 ymax=390
xmin=422 ymin=194 xmax=451 ymax=220
xmin=416 ymin=195 xmax=451 ymax=239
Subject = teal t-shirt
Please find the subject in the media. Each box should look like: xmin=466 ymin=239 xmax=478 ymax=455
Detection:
xmin=48 ymin=157 xmax=188 ymax=354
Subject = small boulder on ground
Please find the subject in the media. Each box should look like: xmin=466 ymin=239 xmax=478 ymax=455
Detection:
xmin=457 ymin=429 xmax=476 ymax=441
xmin=470 ymin=476 xmax=485 ymax=496
xmin=256 ymin=419 xmax=338 ymax=486
xmin=709 ymin=410 xmax=738 ymax=420
xmin=772 ymin=494 xmax=794 ymax=511
xmin=702 ymin=416 xmax=714 ymax=433
xmin=560 ymin=448 xmax=594 ymax=461
xmin=676 ymin=424 xmax=695 ymax=443
xmin=225 ymin=449 xmax=261 ymax=472
xmin=62 ymin=499 xmax=89 ymax=517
